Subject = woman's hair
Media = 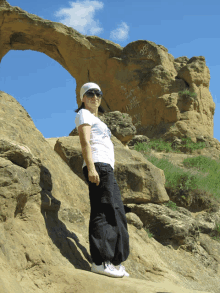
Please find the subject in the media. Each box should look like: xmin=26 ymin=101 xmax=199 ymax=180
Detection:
xmin=74 ymin=102 xmax=105 ymax=113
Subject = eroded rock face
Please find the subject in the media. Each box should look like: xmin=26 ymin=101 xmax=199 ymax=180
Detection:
xmin=0 ymin=1 xmax=216 ymax=144
xmin=1 ymin=1 xmax=220 ymax=291
xmin=177 ymin=56 xmax=210 ymax=87
xmin=1 ymin=92 xmax=220 ymax=292
xmin=126 ymin=202 xmax=220 ymax=273
xmin=0 ymin=139 xmax=42 ymax=221
xmin=53 ymin=135 xmax=169 ymax=204
xmin=127 ymin=203 xmax=200 ymax=246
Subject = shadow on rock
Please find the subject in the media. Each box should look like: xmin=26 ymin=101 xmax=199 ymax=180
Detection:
xmin=40 ymin=165 xmax=92 ymax=271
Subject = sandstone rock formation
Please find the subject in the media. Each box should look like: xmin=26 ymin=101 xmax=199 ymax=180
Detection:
xmin=1 ymin=90 xmax=220 ymax=293
xmin=1 ymin=1 xmax=220 ymax=292
xmin=53 ymin=135 xmax=169 ymax=204
xmin=0 ymin=0 xmax=216 ymax=144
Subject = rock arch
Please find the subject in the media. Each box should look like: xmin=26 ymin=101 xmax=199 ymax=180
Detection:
xmin=0 ymin=0 xmax=215 ymax=142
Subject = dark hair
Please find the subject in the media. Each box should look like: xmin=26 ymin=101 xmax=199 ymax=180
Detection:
xmin=75 ymin=102 xmax=105 ymax=114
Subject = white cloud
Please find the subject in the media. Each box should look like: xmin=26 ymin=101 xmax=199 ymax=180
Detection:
xmin=110 ymin=22 xmax=129 ymax=41
xmin=54 ymin=1 xmax=104 ymax=35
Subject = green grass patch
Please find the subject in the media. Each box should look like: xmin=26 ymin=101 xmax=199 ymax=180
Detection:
xmin=133 ymin=137 xmax=220 ymax=203
xmin=134 ymin=137 xmax=220 ymax=242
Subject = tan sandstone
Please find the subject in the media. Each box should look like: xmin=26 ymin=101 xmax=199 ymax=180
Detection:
xmin=0 ymin=0 xmax=216 ymax=144
xmin=1 ymin=1 xmax=220 ymax=292
xmin=1 ymin=90 xmax=219 ymax=293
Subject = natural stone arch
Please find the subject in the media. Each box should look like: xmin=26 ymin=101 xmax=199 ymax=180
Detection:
xmin=0 ymin=0 xmax=215 ymax=142
xmin=0 ymin=0 xmax=121 ymax=113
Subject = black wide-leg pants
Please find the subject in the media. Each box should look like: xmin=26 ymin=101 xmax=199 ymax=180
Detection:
xmin=83 ymin=162 xmax=130 ymax=266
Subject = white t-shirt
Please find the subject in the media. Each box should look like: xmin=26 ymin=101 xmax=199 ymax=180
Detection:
xmin=75 ymin=109 xmax=115 ymax=170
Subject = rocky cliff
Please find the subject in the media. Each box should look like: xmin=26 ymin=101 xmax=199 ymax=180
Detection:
xmin=0 ymin=0 xmax=215 ymax=144
xmin=1 ymin=90 xmax=220 ymax=293
xmin=1 ymin=1 xmax=220 ymax=292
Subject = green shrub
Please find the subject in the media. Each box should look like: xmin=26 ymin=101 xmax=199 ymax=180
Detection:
xmin=178 ymin=89 xmax=197 ymax=98
xmin=180 ymin=137 xmax=207 ymax=151
xmin=164 ymin=201 xmax=178 ymax=211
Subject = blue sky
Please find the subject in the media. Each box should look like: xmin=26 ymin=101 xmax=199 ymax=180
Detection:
xmin=1 ymin=0 xmax=220 ymax=141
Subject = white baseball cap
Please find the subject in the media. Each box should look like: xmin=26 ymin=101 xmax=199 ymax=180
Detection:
xmin=80 ymin=82 xmax=102 ymax=101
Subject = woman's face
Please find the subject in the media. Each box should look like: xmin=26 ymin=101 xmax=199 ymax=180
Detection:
xmin=82 ymin=90 xmax=102 ymax=110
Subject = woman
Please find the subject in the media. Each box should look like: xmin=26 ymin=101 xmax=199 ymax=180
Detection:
xmin=75 ymin=82 xmax=130 ymax=278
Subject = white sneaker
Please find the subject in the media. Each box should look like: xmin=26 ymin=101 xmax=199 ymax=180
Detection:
xmin=116 ymin=264 xmax=130 ymax=277
xmin=91 ymin=261 xmax=125 ymax=278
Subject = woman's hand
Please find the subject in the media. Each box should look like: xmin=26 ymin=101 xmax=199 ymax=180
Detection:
xmin=88 ymin=168 xmax=100 ymax=186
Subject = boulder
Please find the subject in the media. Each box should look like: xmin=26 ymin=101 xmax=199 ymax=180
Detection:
xmin=127 ymin=135 xmax=150 ymax=148
xmin=127 ymin=202 xmax=220 ymax=273
xmin=70 ymin=110 xmax=137 ymax=146
xmin=177 ymin=56 xmax=210 ymax=87
xmin=53 ymin=135 xmax=169 ymax=204
xmin=127 ymin=203 xmax=200 ymax=247
xmin=98 ymin=111 xmax=137 ymax=145
xmin=126 ymin=212 xmax=143 ymax=230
